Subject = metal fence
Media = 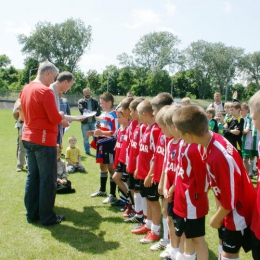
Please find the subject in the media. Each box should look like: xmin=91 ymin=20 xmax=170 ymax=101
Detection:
xmin=0 ymin=90 xmax=87 ymax=107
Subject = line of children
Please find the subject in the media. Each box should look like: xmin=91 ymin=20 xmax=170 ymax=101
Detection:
xmin=172 ymin=104 xmax=256 ymax=260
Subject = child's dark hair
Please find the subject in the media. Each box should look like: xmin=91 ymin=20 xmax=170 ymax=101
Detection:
xmin=129 ymin=97 xmax=145 ymax=110
xmin=100 ymin=92 xmax=114 ymax=108
xmin=121 ymin=97 xmax=134 ymax=110
xmin=218 ymin=110 xmax=226 ymax=117
xmin=151 ymin=92 xmax=174 ymax=111
xmin=232 ymin=102 xmax=241 ymax=110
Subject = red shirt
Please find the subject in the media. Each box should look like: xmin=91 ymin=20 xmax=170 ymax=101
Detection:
xmin=164 ymin=138 xmax=181 ymax=192
xmin=119 ymin=119 xmax=138 ymax=165
xmin=173 ymin=141 xmax=209 ymax=219
xmin=114 ymin=127 xmax=126 ymax=169
xmin=153 ymin=132 xmax=170 ymax=183
xmin=250 ymin=141 xmax=260 ymax=239
xmin=137 ymin=123 xmax=161 ymax=180
xmin=127 ymin=123 xmax=147 ymax=174
xmin=20 ymin=82 xmax=62 ymax=146
xmin=206 ymin=132 xmax=256 ymax=230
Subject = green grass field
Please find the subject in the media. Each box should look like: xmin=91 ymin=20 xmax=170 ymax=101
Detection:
xmin=0 ymin=109 xmax=254 ymax=260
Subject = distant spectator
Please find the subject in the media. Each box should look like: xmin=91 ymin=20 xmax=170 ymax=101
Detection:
xmin=13 ymin=98 xmax=26 ymax=171
xmin=78 ymin=88 xmax=101 ymax=155
xmin=208 ymin=92 xmax=225 ymax=114
xmin=59 ymin=93 xmax=71 ymax=116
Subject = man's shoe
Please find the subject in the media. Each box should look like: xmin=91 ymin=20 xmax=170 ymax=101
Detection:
xmin=43 ymin=215 xmax=65 ymax=226
xmin=103 ymin=194 xmax=117 ymax=204
xmin=149 ymin=238 xmax=169 ymax=250
xmin=140 ymin=231 xmax=161 ymax=243
xmin=90 ymin=190 xmax=107 ymax=197
xmin=16 ymin=168 xmax=22 ymax=172
xmin=124 ymin=215 xmax=143 ymax=223
xmin=131 ymin=224 xmax=150 ymax=235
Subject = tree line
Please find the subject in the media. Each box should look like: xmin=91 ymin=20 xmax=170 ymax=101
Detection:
xmin=0 ymin=18 xmax=259 ymax=101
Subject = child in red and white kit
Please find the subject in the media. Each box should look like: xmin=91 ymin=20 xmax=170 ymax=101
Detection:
xmin=109 ymin=107 xmax=130 ymax=204
xmin=112 ymin=97 xmax=136 ymax=209
xmin=143 ymin=93 xmax=174 ymax=248
xmin=173 ymin=105 xmax=256 ymax=260
xmin=131 ymin=99 xmax=161 ymax=243
xmin=124 ymin=98 xmax=146 ymax=223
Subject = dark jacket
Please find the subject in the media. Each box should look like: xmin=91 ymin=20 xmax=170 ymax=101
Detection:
xmin=78 ymin=96 xmax=101 ymax=124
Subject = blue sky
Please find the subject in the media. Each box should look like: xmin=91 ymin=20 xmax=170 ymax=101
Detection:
xmin=1 ymin=0 xmax=259 ymax=73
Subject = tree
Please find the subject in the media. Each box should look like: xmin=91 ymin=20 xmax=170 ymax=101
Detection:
xmin=145 ymin=70 xmax=171 ymax=96
xmin=18 ymin=18 xmax=92 ymax=72
xmin=86 ymin=70 xmax=101 ymax=94
xmin=132 ymin=31 xmax=180 ymax=71
xmin=0 ymin=54 xmax=11 ymax=68
xmin=238 ymin=51 xmax=260 ymax=88
xmin=184 ymin=41 xmax=213 ymax=99
xmin=117 ymin=67 xmax=135 ymax=95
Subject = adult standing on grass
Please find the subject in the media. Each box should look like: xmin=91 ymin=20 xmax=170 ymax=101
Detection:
xmin=20 ymin=60 xmax=65 ymax=226
xmin=78 ymin=87 xmax=101 ymax=155
xmin=208 ymin=92 xmax=225 ymax=114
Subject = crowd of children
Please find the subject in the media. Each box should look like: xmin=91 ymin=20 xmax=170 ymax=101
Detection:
xmin=19 ymin=88 xmax=259 ymax=258
xmin=84 ymin=91 xmax=260 ymax=260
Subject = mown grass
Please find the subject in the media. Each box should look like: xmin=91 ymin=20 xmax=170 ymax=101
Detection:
xmin=0 ymin=109 xmax=254 ymax=260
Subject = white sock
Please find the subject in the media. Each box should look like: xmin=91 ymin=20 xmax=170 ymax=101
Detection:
xmin=151 ymin=223 xmax=161 ymax=236
xmin=162 ymin=217 xmax=169 ymax=240
xmin=218 ymin=244 xmax=223 ymax=260
xmin=170 ymin=247 xmax=180 ymax=259
xmin=176 ymin=251 xmax=184 ymax=260
xmin=134 ymin=192 xmax=143 ymax=217
xmin=222 ymin=257 xmax=239 ymax=260
xmin=145 ymin=219 xmax=152 ymax=229
xmin=184 ymin=252 xmax=196 ymax=260
xmin=142 ymin=197 xmax=147 ymax=216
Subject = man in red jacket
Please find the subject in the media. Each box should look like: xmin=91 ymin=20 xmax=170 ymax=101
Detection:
xmin=20 ymin=60 xmax=65 ymax=226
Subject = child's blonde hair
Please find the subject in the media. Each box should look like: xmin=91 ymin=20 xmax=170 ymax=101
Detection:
xmin=181 ymin=97 xmax=191 ymax=105
xmin=224 ymin=102 xmax=232 ymax=109
xmin=151 ymin=92 xmax=174 ymax=111
xmin=155 ymin=105 xmax=170 ymax=126
xmin=249 ymin=90 xmax=260 ymax=113
xmin=164 ymin=103 xmax=182 ymax=126
xmin=68 ymin=136 xmax=77 ymax=142
xmin=137 ymin=100 xmax=154 ymax=115
xmin=206 ymin=107 xmax=215 ymax=118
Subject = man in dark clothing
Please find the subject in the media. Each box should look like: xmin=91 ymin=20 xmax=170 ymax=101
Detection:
xmin=78 ymin=88 xmax=101 ymax=155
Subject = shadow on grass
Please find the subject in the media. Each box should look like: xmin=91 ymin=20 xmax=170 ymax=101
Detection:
xmin=43 ymin=206 xmax=121 ymax=253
